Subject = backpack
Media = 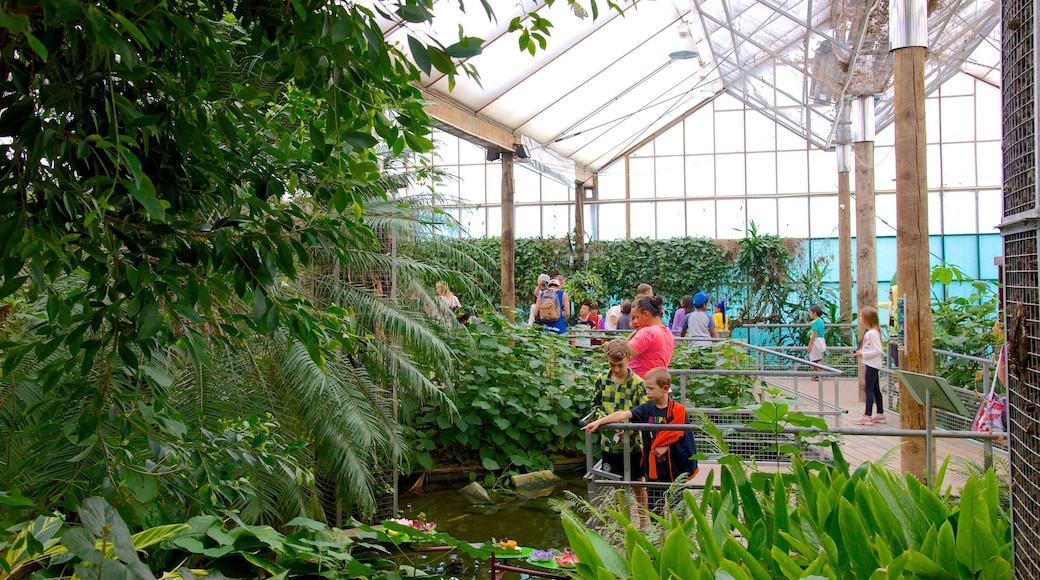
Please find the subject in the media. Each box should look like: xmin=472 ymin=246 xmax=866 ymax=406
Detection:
xmin=536 ymin=288 xmax=562 ymax=323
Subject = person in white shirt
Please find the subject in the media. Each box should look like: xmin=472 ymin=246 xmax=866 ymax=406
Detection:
xmin=853 ymin=307 xmax=886 ymax=425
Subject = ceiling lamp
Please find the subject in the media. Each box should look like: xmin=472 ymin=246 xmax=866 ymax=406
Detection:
xmin=668 ymin=22 xmax=699 ymax=60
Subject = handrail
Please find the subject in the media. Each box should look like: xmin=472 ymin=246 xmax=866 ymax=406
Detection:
xmin=583 ymin=421 xmax=1005 ymax=490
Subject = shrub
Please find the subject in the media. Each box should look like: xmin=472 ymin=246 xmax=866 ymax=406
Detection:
xmin=404 ymin=312 xmax=596 ymax=477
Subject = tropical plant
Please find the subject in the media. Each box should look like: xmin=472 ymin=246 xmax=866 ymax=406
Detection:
xmin=930 ymin=264 xmax=1002 ymax=391
xmin=669 ymin=342 xmax=758 ymax=408
xmin=559 ymin=452 xmax=1012 ymax=579
xmin=404 ymin=311 xmax=596 ymax=482
xmin=563 ymin=269 xmax=609 ymax=310
xmin=0 ymin=496 xmax=491 ymax=579
xmin=734 ymin=222 xmax=794 ymax=324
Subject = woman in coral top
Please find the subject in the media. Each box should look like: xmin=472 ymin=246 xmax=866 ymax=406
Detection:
xmin=626 ymin=295 xmax=676 ymax=379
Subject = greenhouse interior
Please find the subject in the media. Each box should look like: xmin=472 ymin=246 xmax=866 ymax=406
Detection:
xmin=2 ymin=0 xmax=1039 ymax=578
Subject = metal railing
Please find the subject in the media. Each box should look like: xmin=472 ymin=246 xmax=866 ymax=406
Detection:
xmin=739 ymin=326 xmax=1002 ymax=438
xmin=583 ymin=421 xmax=1006 ymax=495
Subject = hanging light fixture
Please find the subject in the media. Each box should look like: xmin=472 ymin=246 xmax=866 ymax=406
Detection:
xmin=669 ymin=22 xmax=699 ymax=60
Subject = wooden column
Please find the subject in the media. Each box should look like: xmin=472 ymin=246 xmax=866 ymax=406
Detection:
xmin=574 ymin=180 xmax=585 ymax=268
xmin=854 ymin=121 xmax=877 ymax=404
xmin=500 ymin=152 xmax=516 ymax=321
xmin=894 ymin=45 xmax=933 ymax=479
xmin=838 ymin=167 xmax=853 ymax=339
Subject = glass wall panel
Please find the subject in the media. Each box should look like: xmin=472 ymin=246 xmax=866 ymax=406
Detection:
xmin=978 ymin=189 xmax=1001 ymax=232
xmin=629 ymin=157 xmax=655 ymax=199
xmin=686 ymin=155 xmax=715 ymax=197
xmin=808 ymin=196 xmax=838 ymax=238
xmin=715 ymin=111 xmax=745 ymax=153
xmin=808 ymin=148 xmax=837 ymax=193
xmin=514 ymin=165 xmax=542 ymax=203
xmin=876 ymin=236 xmax=897 ymax=283
xmin=655 ymin=124 xmax=685 ymax=156
xmin=716 ymin=198 xmax=746 ymax=238
xmin=976 ymin=141 xmax=1001 ymax=187
xmin=940 ymin=73 xmax=976 ymax=96
xmin=776 ymin=125 xmax=805 ymax=150
xmin=746 ymin=152 xmax=776 ymax=195
xmin=928 ymin=190 xmax=944 ymax=233
xmin=715 ymin=154 xmax=745 ymax=196
xmin=745 ymin=111 xmax=776 ymax=152
xmin=944 ymin=236 xmax=980 ymax=277
xmin=776 ymin=151 xmax=808 ymax=194
xmin=541 ymin=173 xmax=570 ymax=202
xmin=747 ymin=198 xmax=778 ymax=235
xmin=438 ymin=207 xmax=461 ymax=237
xmin=485 ymin=163 xmax=502 ymax=203
xmin=941 ymin=143 xmax=978 ymax=187
xmin=684 ymin=109 xmax=715 ymax=155
xmin=975 ymin=85 xmax=1001 ymax=141
xmin=542 ymin=205 xmax=572 ymax=238
xmin=487 ymin=206 xmax=502 ymax=238
xmin=596 ymin=203 xmax=627 ymax=240
xmin=458 ymin=165 xmax=487 ymax=203
xmin=942 ymin=190 xmax=978 ymax=234
xmin=656 ymin=201 xmax=686 ymax=238
xmin=873 ymin=146 xmax=896 ymax=190
xmin=459 ymin=138 xmax=485 ymax=165
xmin=929 ymin=236 xmax=944 ymax=270
xmin=598 ymin=163 xmax=626 ymax=200
xmin=940 ymin=96 xmax=976 ymax=142
xmin=979 ymin=234 xmax=1001 ymax=278
xmin=925 ymin=98 xmax=940 ymax=144
xmin=515 ymin=205 xmax=541 ymax=238
xmin=874 ymin=193 xmax=897 ymax=236
xmin=687 ymin=199 xmax=716 ymax=238
xmin=927 ymin=144 xmax=942 ymax=189
xmin=460 ymin=207 xmax=486 ymax=238
xmin=655 ymin=156 xmax=685 ymax=198
xmin=777 ymin=197 xmax=809 ymax=238
xmin=630 ymin=202 xmax=656 ymax=238
xmin=434 ymin=131 xmax=459 ymax=165
xmin=436 ymin=171 xmax=460 ymax=199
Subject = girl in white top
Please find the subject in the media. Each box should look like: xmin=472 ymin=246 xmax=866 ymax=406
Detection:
xmin=853 ymin=307 xmax=886 ymax=425
xmin=435 ymin=281 xmax=461 ymax=311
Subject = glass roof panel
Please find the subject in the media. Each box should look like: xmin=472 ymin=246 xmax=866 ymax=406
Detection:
xmin=367 ymin=0 xmax=999 ymax=171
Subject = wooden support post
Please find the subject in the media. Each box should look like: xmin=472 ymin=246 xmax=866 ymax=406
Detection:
xmin=574 ymin=180 xmax=585 ymax=268
xmin=894 ymin=45 xmax=933 ymax=479
xmin=855 ymin=139 xmax=877 ymax=404
xmin=838 ymin=169 xmax=853 ymax=341
xmin=501 ymin=152 xmax=516 ymax=321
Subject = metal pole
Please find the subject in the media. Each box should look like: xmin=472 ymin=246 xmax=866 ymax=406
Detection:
xmin=925 ymin=388 xmax=933 ymax=483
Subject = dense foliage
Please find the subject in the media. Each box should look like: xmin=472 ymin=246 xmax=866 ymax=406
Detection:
xmin=930 ymin=268 xmax=1002 ymax=391
xmin=0 ymin=0 xmax=616 ymax=529
xmin=404 ymin=312 xmax=596 ymax=481
xmin=560 ymin=452 xmax=1012 ymax=579
xmin=670 ymin=343 xmax=758 ymax=408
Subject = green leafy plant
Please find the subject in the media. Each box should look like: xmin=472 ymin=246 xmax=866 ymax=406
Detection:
xmin=404 ymin=311 xmax=595 ymax=479
xmin=670 ymin=343 xmax=758 ymax=408
xmin=930 ymin=264 xmax=1001 ymax=391
xmin=558 ymin=452 xmax=1012 ymax=579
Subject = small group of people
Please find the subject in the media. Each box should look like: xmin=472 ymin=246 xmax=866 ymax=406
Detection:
xmin=668 ymin=293 xmax=727 ymax=347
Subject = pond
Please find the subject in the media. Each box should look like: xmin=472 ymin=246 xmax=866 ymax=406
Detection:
xmin=392 ymin=473 xmax=588 ymax=579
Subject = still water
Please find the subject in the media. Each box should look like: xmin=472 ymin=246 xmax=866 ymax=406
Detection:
xmin=393 ymin=474 xmax=588 ymax=579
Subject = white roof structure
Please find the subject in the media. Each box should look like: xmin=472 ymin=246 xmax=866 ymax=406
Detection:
xmin=369 ymin=0 xmax=1000 ymax=174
